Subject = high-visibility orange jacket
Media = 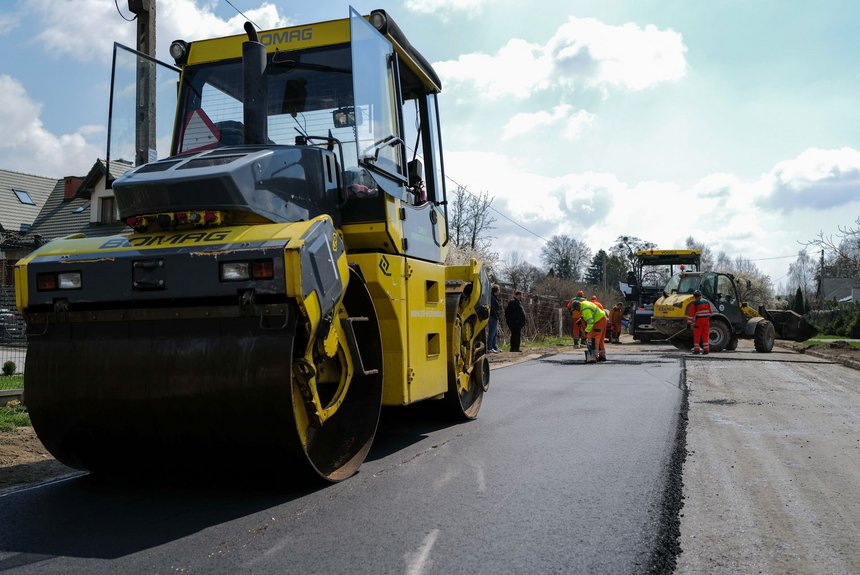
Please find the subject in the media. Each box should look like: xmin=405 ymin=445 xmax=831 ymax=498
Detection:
xmin=687 ymin=297 xmax=711 ymax=323
xmin=609 ymin=308 xmax=624 ymax=325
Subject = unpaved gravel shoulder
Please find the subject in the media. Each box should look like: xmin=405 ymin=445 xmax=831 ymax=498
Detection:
xmin=677 ymin=342 xmax=860 ymax=574
xmin=0 ymin=426 xmax=76 ymax=494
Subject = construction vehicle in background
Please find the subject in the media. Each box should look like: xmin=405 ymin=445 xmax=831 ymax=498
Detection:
xmin=652 ymin=270 xmax=817 ymax=352
xmin=621 ymin=249 xmax=701 ymax=342
xmin=14 ymin=9 xmax=490 ymax=483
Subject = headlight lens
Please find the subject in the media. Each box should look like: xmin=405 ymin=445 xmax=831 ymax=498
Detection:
xmin=37 ymin=271 xmax=82 ymax=291
xmin=58 ymin=272 xmax=82 ymax=290
xmin=220 ymin=262 xmax=250 ymax=281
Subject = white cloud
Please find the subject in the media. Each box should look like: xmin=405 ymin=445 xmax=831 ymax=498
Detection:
xmin=0 ymin=11 xmax=19 ymax=35
xmin=434 ymin=39 xmax=551 ymax=99
xmin=0 ymin=75 xmax=101 ymax=177
xmin=548 ymin=17 xmax=687 ymax=92
xmin=404 ymin=0 xmax=492 ymax=16
xmin=435 ymin=16 xmax=687 ymax=100
xmin=502 ymin=105 xmax=596 ymax=140
xmin=759 ymin=147 xmax=860 ymax=212
xmin=26 ymin=0 xmax=291 ymax=64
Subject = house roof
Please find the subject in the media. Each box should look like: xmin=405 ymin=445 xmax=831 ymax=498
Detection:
xmin=28 ymin=159 xmax=133 ymax=242
xmin=77 ymin=159 xmax=134 ymax=198
xmin=820 ymin=277 xmax=860 ymax=301
xmin=0 ymin=169 xmax=57 ymax=234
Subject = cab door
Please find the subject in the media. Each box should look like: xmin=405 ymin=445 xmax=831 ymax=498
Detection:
xmin=714 ymin=273 xmax=745 ymax=329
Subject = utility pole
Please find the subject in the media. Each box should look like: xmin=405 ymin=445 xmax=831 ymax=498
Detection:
xmin=602 ymin=252 xmax=607 ymax=291
xmin=128 ymin=0 xmax=156 ymax=166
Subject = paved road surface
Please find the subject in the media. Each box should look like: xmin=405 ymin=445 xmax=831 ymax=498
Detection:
xmin=0 ymin=350 xmax=684 ymax=574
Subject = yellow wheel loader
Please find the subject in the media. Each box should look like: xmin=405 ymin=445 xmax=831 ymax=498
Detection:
xmin=14 ymin=9 xmax=490 ymax=483
xmin=652 ymin=271 xmax=817 ymax=353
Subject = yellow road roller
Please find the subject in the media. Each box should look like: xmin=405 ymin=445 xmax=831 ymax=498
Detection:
xmin=14 ymin=8 xmax=490 ymax=482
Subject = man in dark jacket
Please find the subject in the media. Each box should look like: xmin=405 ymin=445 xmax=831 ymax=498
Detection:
xmin=488 ymin=284 xmax=501 ymax=352
xmin=504 ymin=290 xmax=527 ymax=352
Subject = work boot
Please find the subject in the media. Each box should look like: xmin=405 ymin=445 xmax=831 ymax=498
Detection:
xmin=598 ymin=353 xmax=607 ymax=362
xmin=692 ymin=349 xmax=700 ymax=355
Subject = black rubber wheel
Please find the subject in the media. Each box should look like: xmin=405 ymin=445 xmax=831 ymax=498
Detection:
xmin=726 ymin=334 xmax=739 ymax=351
xmin=754 ymin=320 xmax=775 ymax=353
xmin=708 ymin=320 xmax=732 ymax=352
xmin=441 ymin=292 xmax=485 ymax=420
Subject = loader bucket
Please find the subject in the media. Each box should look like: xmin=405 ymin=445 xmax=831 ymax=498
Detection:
xmin=763 ymin=309 xmax=818 ymax=342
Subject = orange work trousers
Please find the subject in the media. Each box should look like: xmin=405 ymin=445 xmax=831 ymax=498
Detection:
xmin=692 ymin=318 xmax=710 ymax=353
xmin=572 ymin=311 xmax=585 ymax=340
xmin=586 ymin=316 xmax=607 ymax=356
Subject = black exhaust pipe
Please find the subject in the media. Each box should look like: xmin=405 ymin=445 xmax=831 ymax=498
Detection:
xmin=243 ymin=21 xmax=268 ymax=145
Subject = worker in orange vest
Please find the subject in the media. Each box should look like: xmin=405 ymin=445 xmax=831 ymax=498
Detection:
xmin=570 ymin=290 xmax=586 ymax=348
xmin=590 ymin=295 xmax=604 ymax=310
xmin=608 ymin=302 xmax=624 ymax=344
xmin=687 ymin=289 xmax=711 ymax=354
xmin=571 ymin=299 xmax=607 ymax=362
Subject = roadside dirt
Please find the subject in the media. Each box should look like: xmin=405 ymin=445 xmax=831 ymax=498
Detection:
xmin=0 ymin=426 xmax=76 ymax=493
xmin=2 ymin=338 xmax=857 ymax=494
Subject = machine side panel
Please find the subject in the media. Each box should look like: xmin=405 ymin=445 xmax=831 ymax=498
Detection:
xmin=348 ymin=253 xmax=409 ymax=406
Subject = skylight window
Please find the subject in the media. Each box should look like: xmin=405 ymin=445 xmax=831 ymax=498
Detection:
xmin=71 ymin=200 xmax=90 ymax=214
xmin=13 ymin=188 xmax=35 ymax=205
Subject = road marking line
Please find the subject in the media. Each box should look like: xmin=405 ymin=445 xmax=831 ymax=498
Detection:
xmin=405 ymin=528 xmax=439 ymax=575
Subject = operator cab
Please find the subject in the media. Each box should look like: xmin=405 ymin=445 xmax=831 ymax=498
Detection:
xmin=108 ymin=9 xmax=448 ymax=262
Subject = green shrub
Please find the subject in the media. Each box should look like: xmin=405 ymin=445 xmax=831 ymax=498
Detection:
xmin=1 ymin=361 xmax=14 ymax=377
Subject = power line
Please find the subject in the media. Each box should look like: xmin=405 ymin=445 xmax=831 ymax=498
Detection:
xmin=443 ymin=173 xmax=552 ymax=243
xmin=749 ymin=254 xmax=797 ymax=262
xmin=114 ymin=0 xmax=136 ymax=21
xmin=223 ymin=0 xmax=261 ymax=30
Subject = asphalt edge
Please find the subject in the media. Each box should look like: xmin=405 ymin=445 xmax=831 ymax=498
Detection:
xmin=645 ymin=356 xmax=689 ymax=574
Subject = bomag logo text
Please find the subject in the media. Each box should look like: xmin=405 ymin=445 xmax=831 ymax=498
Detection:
xmin=260 ymin=27 xmax=313 ymax=46
xmin=99 ymin=231 xmax=230 ymax=249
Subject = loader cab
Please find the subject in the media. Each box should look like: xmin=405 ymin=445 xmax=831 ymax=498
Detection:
xmin=664 ymin=271 xmax=746 ymax=330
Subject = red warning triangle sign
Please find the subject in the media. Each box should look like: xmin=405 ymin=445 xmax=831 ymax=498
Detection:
xmin=179 ymin=108 xmax=221 ymax=153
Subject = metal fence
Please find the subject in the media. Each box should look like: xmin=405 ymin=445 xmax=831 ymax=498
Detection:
xmin=0 ymin=285 xmax=26 ymax=376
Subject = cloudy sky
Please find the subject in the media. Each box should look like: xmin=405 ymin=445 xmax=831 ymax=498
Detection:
xmin=1 ymin=0 xmax=859 ymax=286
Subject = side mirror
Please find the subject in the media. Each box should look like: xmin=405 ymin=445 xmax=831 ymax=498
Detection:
xmin=333 ymin=106 xmax=357 ymax=128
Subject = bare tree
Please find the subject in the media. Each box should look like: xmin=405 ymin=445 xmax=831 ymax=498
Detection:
xmin=684 ymin=236 xmax=715 ymax=270
xmin=502 ymin=251 xmax=544 ymax=292
xmin=448 ymin=185 xmax=496 ymax=253
xmin=610 ymin=235 xmax=657 ymax=272
xmin=714 ymin=251 xmax=732 ymax=273
xmin=803 ymin=217 xmax=860 ymax=277
xmin=730 ymin=256 xmax=774 ymax=307
xmin=786 ymin=249 xmax=817 ymax=304
xmin=540 ymin=235 xmax=591 ymax=280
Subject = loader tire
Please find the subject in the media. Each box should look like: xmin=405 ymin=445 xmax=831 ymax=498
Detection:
xmin=708 ymin=320 xmax=731 ymax=353
xmin=726 ymin=334 xmax=739 ymax=351
xmin=754 ymin=320 xmax=775 ymax=353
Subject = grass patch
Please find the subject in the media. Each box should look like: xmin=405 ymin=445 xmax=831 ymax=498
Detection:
xmin=0 ymin=375 xmax=24 ymax=390
xmin=527 ymin=336 xmax=575 ymax=347
xmin=0 ymin=401 xmax=30 ymax=432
